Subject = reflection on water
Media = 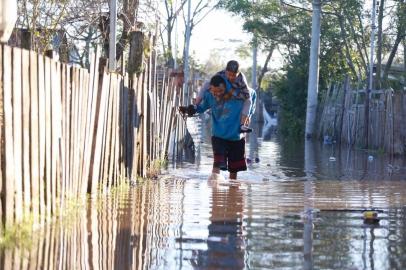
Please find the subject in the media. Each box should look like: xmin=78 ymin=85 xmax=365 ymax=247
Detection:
xmin=2 ymin=118 xmax=406 ymax=269
xmin=190 ymin=183 xmax=245 ymax=269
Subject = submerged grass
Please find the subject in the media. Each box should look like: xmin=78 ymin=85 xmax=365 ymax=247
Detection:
xmin=0 ymin=218 xmax=35 ymax=249
xmin=0 ymin=196 xmax=86 ymax=249
xmin=147 ymin=158 xmax=168 ymax=179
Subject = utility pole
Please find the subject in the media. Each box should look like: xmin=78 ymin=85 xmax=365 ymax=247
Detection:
xmin=251 ymin=36 xmax=260 ymax=124
xmin=252 ymin=37 xmax=258 ymax=90
xmin=174 ymin=0 xmax=178 ymax=69
xmin=0 ymin=0 xmax=17 ymax=43
xmin=109 ymin=0 xmax=117 ymax=71
xmin=251 ymin=0 xmax=258 ymax=90
xmin=365 ymin=0 xmax=377 ymax=148
xmin=303 ymin=139 xmax=315 ymax=270
xmin=305 ymin=0 xmax=322 ymax=139
xmin=183 ymin=0 xmax=192 ymax=102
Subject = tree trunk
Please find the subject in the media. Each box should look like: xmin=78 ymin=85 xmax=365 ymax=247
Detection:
xmin=127 ymin=31 xmax=145 ymax=76
xmin=83 ymin=27 xmax=94 ymax=68
xmin=404 ymin=37 xmax=406 ymax=73
xmin=338 ymin=15 xmax=358 ymax=79
xmin=115 ymin=0 xmax=140 ymax=63
xmin=115 ymin=29 xmax=129 ymax=63
xmin=166 ymin=17 xmax=175 ymax=68
xmin=347 ymin=16 xmax=368 ymax=78
xmin=357 ymin=13 xmax=370 ymax=77
xmin=383 ymin=32 xmax=404 ymax=80
xmin=257 ymin=46 xmax=275 ymax=90
xmin=98 ymin=15 xmax=110 ymax=58
xmin=376 ymin=0 xmax=385 ymax=88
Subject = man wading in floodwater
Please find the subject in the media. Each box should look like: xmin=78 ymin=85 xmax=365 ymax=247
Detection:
xmin=195 ymin=60 xmax=254 ymax=133
xmin=179 ymin=74 xmax=256 ymax=180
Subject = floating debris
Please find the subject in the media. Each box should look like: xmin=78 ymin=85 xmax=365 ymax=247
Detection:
xmin=323 ymin=135 xmax=333 ymax=145
xmin=363 ymin=210 xmax=380 ymax=224
xmin=387 ymin=164 xmax=400 ymax=174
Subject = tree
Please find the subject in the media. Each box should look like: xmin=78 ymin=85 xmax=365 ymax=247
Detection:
xmin=219 ymin=0 xmax=361 ymax=138
xmin=161 ymin=0 xmax=187 ymax=68
xmin=382 ymin=0 xmax=406 ymax=82
xmin=376 ymin=0 xmax=386 ymax=88
xmin=181 ymin=0 xmax=219 ymax=62
xmin=16 ymin=0 xmax=156 ymax=67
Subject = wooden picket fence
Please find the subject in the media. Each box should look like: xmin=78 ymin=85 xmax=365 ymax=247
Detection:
xmin=318 ymin=79 xmax=406 ymax=155
xmin=0 ymin=180 xmax=186 ymax=269
xmin=0 ymin=44 xmax=185 ymax=229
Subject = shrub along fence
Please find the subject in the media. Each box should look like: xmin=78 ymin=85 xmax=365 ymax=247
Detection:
xmin=318 ymin=79 xmax=406 ymax=155
xmin=0 ymin=40 xmax=186 ymax=229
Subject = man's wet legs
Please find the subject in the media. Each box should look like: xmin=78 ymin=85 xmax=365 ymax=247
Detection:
xmin=229 ymin=172 xmax=237 ymax=180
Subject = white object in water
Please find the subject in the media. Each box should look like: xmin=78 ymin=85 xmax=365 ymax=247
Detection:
xmin=329 ymin=157 xmax=336 ymax=162
xmin=368 ymin=155 xmax=374 ymax=162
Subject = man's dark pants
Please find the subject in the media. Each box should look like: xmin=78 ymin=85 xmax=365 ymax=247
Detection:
xmin=211 ymin=136 xmax=247 ymax=173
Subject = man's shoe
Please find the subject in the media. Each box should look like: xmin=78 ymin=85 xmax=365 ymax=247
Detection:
xmin=240 ymin=124 xmax=252 ymax=133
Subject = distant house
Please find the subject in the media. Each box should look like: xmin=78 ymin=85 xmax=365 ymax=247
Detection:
xmin=376 ymin=63 xmax=406 ymax=90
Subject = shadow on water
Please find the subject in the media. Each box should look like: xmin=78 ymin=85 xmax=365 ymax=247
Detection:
xmin=4 ymin=115 xmax=406 ymax=269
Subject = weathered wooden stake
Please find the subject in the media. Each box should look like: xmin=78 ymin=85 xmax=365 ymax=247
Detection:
xmin=127 ymin=31 xmax=145 ymax=76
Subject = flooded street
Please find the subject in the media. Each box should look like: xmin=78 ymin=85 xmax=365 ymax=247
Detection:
xmin=3 ymin=117 xmax=406 ymax=269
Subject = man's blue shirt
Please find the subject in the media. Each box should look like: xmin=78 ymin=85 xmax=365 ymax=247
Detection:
xmin=196 ymin=89 xmax=245 ymax=141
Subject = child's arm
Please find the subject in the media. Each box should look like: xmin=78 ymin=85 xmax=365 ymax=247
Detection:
xmin=241 ymin=98 xmax=252 ymax=125
xmin=195 ymin=80 xmax=210 ymax=105
xmin=241 ymin=88 xmax=257 ymax=123
xmin=239 ymin=89 xmax=255 ymax=133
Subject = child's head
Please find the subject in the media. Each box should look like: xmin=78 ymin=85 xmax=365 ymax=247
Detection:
xmin=210 ymin=75 xmax=226 ymax=99
xmin=225 ymin=60 xmax=240 ymax=83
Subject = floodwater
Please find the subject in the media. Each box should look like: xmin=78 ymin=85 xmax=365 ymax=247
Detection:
xmin=2 ymin=117 xmax=406 ymax=270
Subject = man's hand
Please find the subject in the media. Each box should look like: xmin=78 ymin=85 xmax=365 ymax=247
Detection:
xmin=178 ymin=105 xmax=197 ymax=117
xmin=179 ymin=106 xmax=188 ymax=115
xmin=240 ymin=124 xmax=252 ymax=133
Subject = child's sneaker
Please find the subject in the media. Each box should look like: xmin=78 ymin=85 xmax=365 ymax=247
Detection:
xmin=240 ymin=124 xmax=252 ymax=133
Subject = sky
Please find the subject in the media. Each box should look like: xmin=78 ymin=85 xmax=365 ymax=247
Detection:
xmin=182 ymin=8 xmax=284 ymax=71
xmin=156 ymin=1 xmax=285 ymax=72
xmin=182 ymin=9 xmax=254 ymax=68
xmin=189 ymin=10 xmax=252 ymax=66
